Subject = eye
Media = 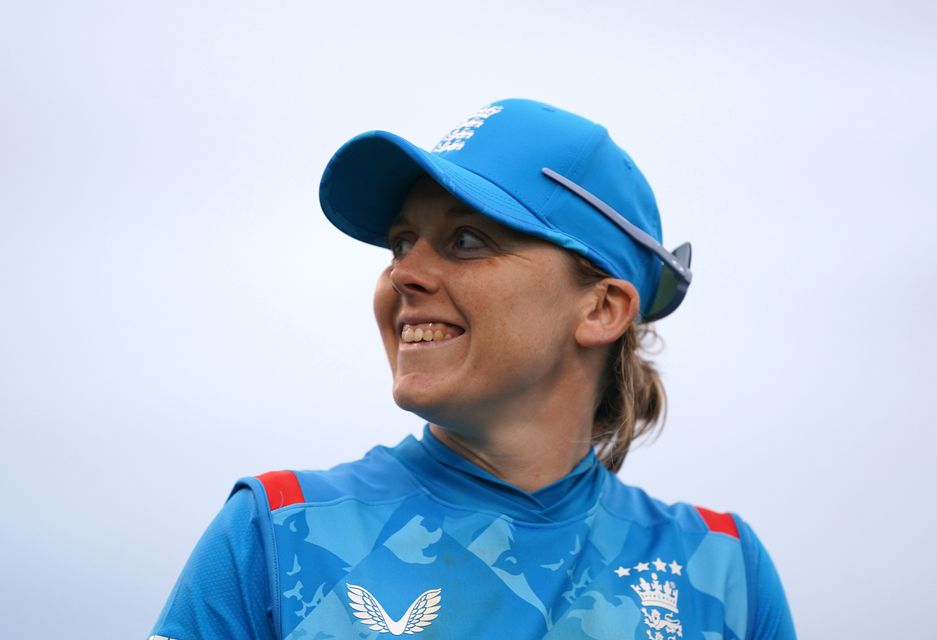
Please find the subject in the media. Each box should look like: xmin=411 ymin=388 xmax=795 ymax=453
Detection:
xmin=390 ymin=235 xmax=414 ymax=259
xmin=454 ymin=228 xmax=487 ymax=251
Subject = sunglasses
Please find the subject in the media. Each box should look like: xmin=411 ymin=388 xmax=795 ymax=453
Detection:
xmin=542 ymin=167 xmax=693 ymax=322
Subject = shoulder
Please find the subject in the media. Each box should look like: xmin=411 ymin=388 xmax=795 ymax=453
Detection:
xmin=598 ymin=473 xmax=771 ymax=578
xmin=599 ymin=472 xmax=742 ymax=538
xmin=597 ymin=475 xmax=751 ymax=593
xmin=237 ymin=443 xmax=423 ymax=512
xmin=598 ymin=475 xmax=795 ymax=639
xmin=150 ymin=485 xmax=275 ymax=639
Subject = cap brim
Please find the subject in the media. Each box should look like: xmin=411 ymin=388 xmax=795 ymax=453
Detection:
xmin=319 ymin=130 xmax=569 ymax=250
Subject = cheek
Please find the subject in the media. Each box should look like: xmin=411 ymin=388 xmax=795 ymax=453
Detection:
xmin=373 ymin=270 xmax=399 ymax=350
xmin=471 ymin=273 xmax=577 ymax=356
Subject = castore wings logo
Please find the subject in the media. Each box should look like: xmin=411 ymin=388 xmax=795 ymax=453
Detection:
xmin=347 ymin=583 xmax=442 ymax=635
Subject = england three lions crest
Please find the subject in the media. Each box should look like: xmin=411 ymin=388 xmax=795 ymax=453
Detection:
xmin=614 ymin=558 xmax=684 ymax=640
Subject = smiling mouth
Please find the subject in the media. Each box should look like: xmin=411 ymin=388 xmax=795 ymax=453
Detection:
xmin=400 ymin=322 xmax=464 ymax=344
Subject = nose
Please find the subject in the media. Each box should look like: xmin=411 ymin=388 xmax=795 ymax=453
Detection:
xmin=388 ymin=238 xmax=442 ymax=297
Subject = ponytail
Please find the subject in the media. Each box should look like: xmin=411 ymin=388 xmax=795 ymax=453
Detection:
xmin=569 ymin=254 xmax=667 ymax=472
xmin=592 ymin=324 xmax=667 ymax=472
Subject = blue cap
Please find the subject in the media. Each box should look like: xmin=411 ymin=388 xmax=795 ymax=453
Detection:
xmin=319 ymin=99 xmax=688 ymax=320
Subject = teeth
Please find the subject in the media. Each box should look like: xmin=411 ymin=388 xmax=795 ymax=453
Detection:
xmin=400 ymin=323 xmax=460 ymax=343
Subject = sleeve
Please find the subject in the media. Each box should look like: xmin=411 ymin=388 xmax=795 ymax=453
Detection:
xmin=149 ymin=488 xmax=275 ymax=640
xmin=737 ymin=518 xmax=796 ymax=640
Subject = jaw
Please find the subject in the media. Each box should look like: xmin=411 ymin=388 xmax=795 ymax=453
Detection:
xmin=390 ymin=331 xmax=491 ymax=424
xmin=391 ymin=333 xmax=468 ymax=399
xmin=391 ymin=370 xmax=453 ymax=418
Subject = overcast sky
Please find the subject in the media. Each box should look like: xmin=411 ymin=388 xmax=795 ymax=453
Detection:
xmin=2 ymin=1 xmax=935 ymax=638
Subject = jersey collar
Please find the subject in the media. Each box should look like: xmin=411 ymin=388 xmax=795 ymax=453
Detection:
xmin=385 ymin=424 xmax=607 ymax=524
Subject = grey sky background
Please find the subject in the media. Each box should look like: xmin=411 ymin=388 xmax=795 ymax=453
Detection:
xmin=2 ymin=1 xmax=935 ymax=637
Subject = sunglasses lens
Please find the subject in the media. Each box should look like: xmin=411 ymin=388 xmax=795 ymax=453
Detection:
xmin=644 ymin=243 xmax=692 ymax=322
xmin=646 ymin=269 xmax=681 ymax=321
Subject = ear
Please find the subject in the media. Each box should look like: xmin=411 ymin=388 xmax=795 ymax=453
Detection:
xmin=574 ymin=278 xmax=640 ymax=347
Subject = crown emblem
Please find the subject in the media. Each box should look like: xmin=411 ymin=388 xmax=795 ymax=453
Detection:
xmin=630 ymin=572 xmax=679 ymax=613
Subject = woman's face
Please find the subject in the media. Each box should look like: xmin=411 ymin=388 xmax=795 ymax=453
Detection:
xmin=373 ymin=177 xmax=593 ymax=429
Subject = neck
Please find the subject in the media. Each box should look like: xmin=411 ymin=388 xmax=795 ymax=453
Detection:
xmin=428 ymin=391 xmax=597 ymax=493
xmin=429 ymin=423 xmax=593 ymax=493
xmin=425 ymin=344 xmax=608 ymax=493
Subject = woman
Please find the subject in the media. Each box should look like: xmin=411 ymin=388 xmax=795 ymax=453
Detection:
xmin=150 ymin=99 xmax=795 ymax=639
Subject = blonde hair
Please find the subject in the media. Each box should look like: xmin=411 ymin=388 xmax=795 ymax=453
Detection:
xmin=569 ymin=254 xmax=667 ymax=472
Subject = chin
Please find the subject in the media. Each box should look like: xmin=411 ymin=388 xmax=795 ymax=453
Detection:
xmin=392 ymin=381 xmax=456 ymax=425
xmin=392 ymin=384 xmax=436 ymax=414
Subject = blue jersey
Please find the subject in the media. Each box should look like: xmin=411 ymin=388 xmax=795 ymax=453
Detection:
xmin=151 ymin=427 xmax=795 ymax=639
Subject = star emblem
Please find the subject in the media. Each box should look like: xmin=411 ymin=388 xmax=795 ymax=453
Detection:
xmin=652 ymin=558 xmax=667 ymax=572
xmin=614 ymin=566 xmax=631 ymax=577
xmin=669 ymin=560 xmax=683 ymax=576
xmin=634 ymin=562 xmax=650 ymax=572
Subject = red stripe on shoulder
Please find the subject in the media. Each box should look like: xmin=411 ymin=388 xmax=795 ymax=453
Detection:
xmin=695 ymin=506 xmax=740 ymax=539
xmin=256 ymin=471 xmax=305 ymax=510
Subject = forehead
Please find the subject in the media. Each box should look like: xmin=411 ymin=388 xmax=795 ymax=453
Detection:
xmin=393 ymin=176 xmax=474 ymax=223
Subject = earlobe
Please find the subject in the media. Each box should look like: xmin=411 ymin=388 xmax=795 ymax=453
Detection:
xmin=574 ymin=279 xmax=640 ymax=347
